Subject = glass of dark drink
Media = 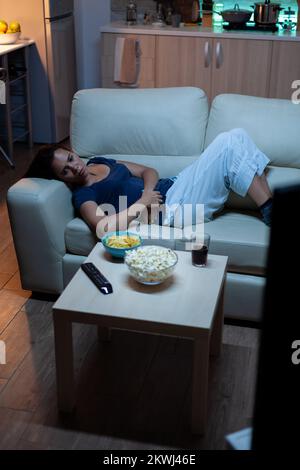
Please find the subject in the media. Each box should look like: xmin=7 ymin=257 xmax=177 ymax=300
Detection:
xmin=191 ymin=233 xmax=210 ymax=267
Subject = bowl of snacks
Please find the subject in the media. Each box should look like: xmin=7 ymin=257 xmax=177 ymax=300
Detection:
xmin=124 ymin=245 xmax=178 ymax=285
xmin=101 ymin=231 xmax=142 ymax=258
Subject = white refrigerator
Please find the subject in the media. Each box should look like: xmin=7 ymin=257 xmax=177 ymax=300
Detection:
xmin=0 ymin=0 xmax=77 ymax=143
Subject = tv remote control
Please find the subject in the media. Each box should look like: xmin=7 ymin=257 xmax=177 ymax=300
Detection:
xmin=81 ymin=262 xmax=113 ymax=295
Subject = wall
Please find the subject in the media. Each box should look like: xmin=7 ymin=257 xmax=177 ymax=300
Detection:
xmin=74 ymin=0 xmax=111 ymax=89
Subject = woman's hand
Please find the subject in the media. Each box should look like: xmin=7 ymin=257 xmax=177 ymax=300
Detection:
xmin=139 ymin=189 xmax=163 ymax=207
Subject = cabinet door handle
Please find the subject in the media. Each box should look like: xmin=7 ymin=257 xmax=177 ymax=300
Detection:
xmin=204 ymin=41 xmax=211 ymax=68
xmin=216 ymin=42 xmax=223 ymax=69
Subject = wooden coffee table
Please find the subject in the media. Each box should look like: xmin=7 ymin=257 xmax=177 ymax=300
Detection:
xmin=53 ymin=243 xmax=227 ymax=434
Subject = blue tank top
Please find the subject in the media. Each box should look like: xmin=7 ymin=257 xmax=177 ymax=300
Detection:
xmin=72 ymin=156 xmax=174 ymax=214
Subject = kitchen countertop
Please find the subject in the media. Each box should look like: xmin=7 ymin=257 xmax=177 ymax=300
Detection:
xmin=101 ymin=21 xmax=300 ymax=42
xmin=0 ymin=38 xmax=35 ymax=56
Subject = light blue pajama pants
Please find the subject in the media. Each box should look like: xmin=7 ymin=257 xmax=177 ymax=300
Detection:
xmin=164 ymin=128 xmax=270 ymax=227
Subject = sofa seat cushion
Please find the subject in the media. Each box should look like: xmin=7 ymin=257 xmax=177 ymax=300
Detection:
xmin=65 ymin=218 xmax=98 ymax=256
xmin=65 ymin=217 xmax=190 ymax=256
xmin=66 ymin=211 xmax=269 ymax=276
xmin=92 ymin=154 xmax=198 ymax=179
xmin=205 ymin=211 xmax=270 ymax=275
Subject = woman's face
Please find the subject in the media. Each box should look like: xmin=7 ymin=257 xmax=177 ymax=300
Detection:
xmin=51 ymin=148 xmax=88 ymax=185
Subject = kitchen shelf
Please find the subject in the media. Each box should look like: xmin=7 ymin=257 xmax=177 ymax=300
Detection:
xmin=11 ymin=103 xmax=27 ymax=115
xmin=9 ymin=73 xmax=27 ymax=86
xmin=13 ymin=129 xmax=30 ymax=144
xmin=0 ymin=45 xmax=33 ymax=167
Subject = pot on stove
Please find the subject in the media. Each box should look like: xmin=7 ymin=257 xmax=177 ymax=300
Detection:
xmin=252 ymin=0 xmax=283 ymax=25
xmin=215 ymin=3 xmax=253 ymax=24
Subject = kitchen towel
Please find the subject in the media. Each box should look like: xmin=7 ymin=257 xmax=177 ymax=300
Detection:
xmin=114 ymin=37 xmax=142 ymax=87
xmin=0 ymin=80 xmax=6 ymax=105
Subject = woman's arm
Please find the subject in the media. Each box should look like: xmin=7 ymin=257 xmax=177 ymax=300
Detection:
xmin=80 ymin=189 xmax=162 ymax=237
xmin=80 ymin=201 xmax=145 ymax=237
xmin=116 ymin=160 xmax=159 ymax=192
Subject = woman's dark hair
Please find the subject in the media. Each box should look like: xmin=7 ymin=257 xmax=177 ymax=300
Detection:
xmin=26 ymin=143 xmax=71 ymax=179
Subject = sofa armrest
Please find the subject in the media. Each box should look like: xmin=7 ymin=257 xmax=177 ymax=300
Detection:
xmin=7 ymin=178 xmax=75 ymax=294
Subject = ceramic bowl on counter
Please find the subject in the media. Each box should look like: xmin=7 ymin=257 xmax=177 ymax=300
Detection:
xmin=0 ymin=32 xmax=21 ymax=45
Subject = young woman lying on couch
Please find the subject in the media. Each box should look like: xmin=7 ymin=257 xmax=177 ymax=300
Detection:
xmin=27 ymin=128 xmax=273 ymax=236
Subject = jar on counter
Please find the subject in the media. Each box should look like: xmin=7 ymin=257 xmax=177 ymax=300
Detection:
xmin=213 ymin=3 xmax=224 ymax=24
xmin=166 ymin=7 xmax=173 ymax=25
xmin=191 ymin=0 xmax=202 ymax=24
xmin=126 ymin=0 xmax=137 ymax=25
xmin=156 ymin=3 xmax=165 ymax=25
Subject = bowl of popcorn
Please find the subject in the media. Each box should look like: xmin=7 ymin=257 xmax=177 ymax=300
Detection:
xmin=124 ymin=245 xmax=178 ymax=285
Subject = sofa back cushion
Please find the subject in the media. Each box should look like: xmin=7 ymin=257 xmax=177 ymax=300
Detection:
xmin=96 ymin=154 xmax=198 ymax=178
xmin=71 ymin=87 xmax=208 ymax=159
xmin=205 ymin=94 xmax=300 ymax=168
xmin=206 ymin=94 xmax=300 ymax=210
xmin=226 ymin=165 xmax=300 ymax=210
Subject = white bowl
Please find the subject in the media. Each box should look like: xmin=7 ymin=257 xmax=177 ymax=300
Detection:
xmin=124 ymin=245 xmax=178 ymax=285
xmin=0 ymin=32 xmax=21 ymax=45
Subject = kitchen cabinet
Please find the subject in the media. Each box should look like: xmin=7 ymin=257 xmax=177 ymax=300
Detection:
xmin=210 ymin=38 xmax=273 ymax=99
xmin=156 ymin=36 xmax=212 ymax=97
xmin=269 ymin=41 xmax=300 ymax=99
xmin=101 ymin=33 xmax=156 ymax=88
xmin=156 ymin=36 xmax=272 ymax=100
xmin=101 ymin=30 xmax=299 ymax=101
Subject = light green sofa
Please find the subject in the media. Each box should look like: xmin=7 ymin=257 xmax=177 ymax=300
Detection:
xmin=7 ymin=87 xmax=300 ymax=321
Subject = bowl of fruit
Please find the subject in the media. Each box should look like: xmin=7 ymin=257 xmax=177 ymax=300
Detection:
xmin=0 ymin=20 xmax=21 ymax=45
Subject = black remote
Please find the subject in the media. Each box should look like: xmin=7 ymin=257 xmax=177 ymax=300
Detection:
xmin=81 ymin=263 xmax=113 ymax=295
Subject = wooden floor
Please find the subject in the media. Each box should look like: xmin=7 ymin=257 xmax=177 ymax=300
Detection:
xmin=0 ymin=144 xmax=260 ymax=450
